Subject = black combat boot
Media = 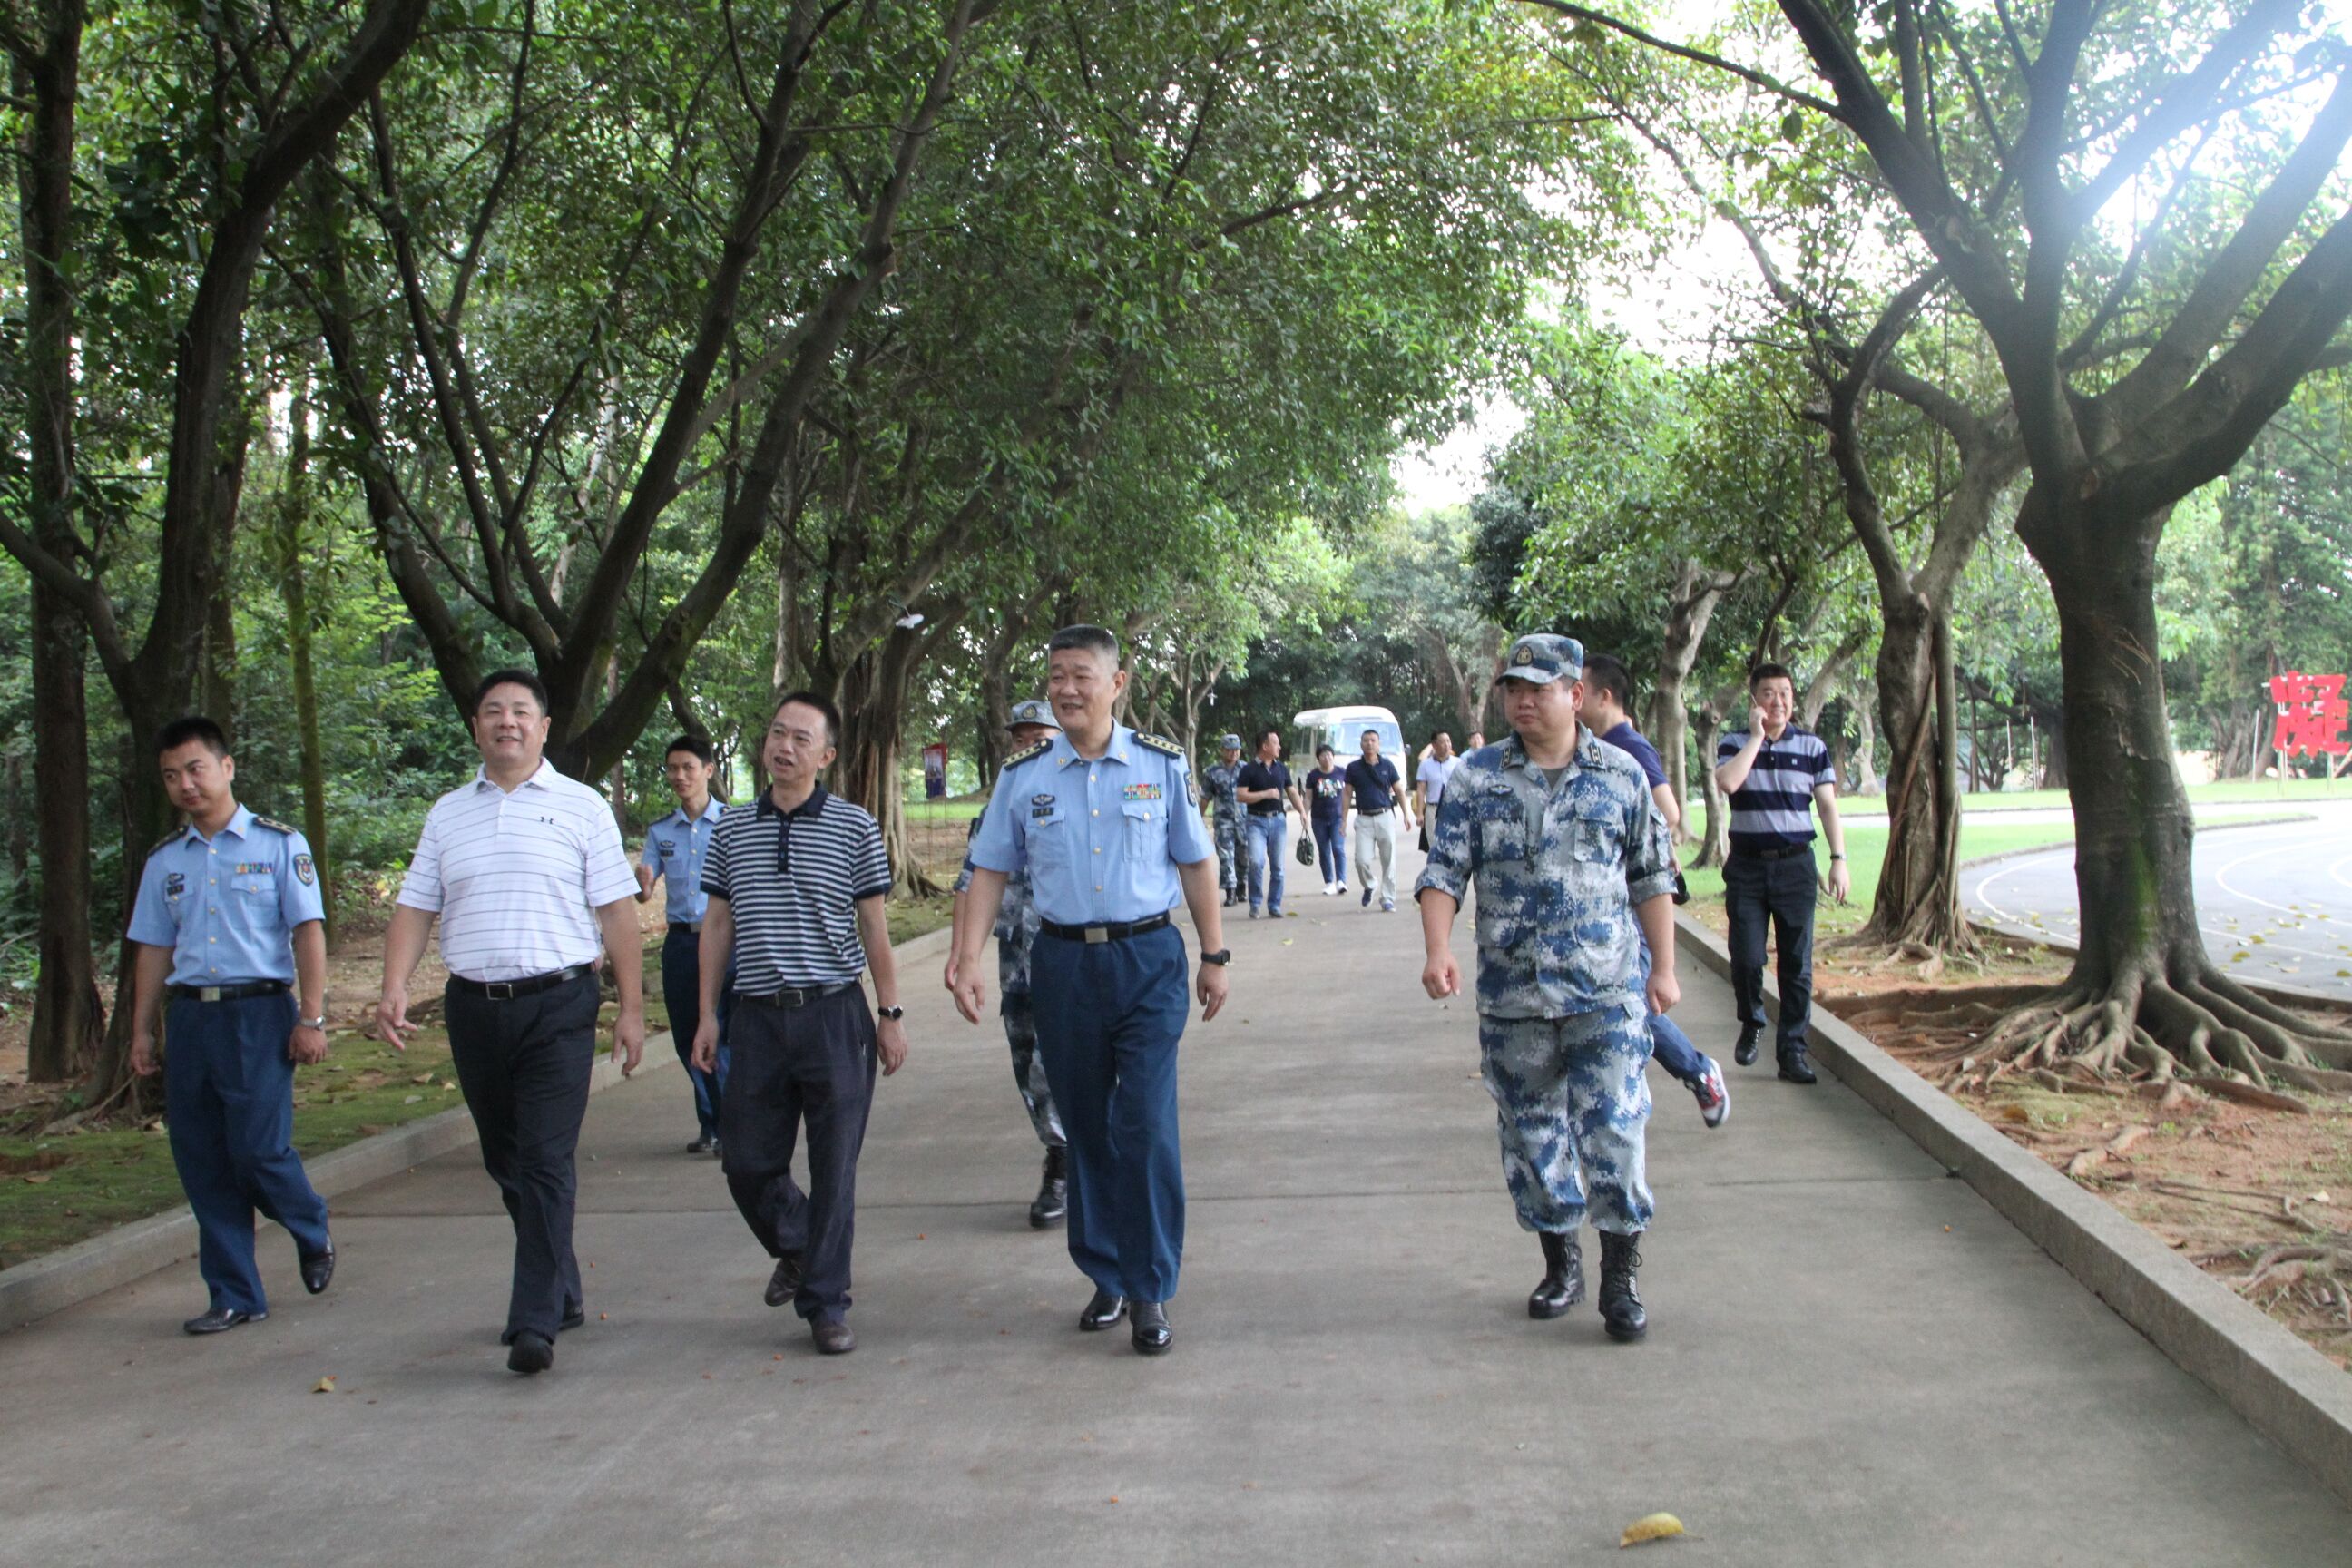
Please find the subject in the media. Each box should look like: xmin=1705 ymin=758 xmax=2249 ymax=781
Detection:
xmin=1528 ymin=1230 xmax=1584 ymax=1319
xmin=1029 ymin=1146 xmax=1069 ymax=1228
xmin=1598 ymin=1231 xmax=1648 ymax=1342
xmin=1778 ymin=1046 xmax=1818 ymax=1084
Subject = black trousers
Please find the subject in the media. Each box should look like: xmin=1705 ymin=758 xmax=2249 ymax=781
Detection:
xmin=720 ymin=987 xmax=876 ymax=1322
xmin=444 ymin=973 xmax=601 ymax=1342
xmin=1723 ymin=850 xmax=1818 ymax=1054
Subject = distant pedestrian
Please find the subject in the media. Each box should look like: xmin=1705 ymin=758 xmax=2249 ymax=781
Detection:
xmin=694 ymin=691 xmax=907 ymax=1357
xmin=952 ymin=625 xmax=1230 ymax=1357
xmin=1580 ymin=652 xmax=1727 ymax=1129
xmin=1712 ymin=662 xmax=1850 ymax=1086
xmin=1202 ymin=735 xmax=1246 ymax=906
xmin=1417 ymin=634 xmax=1680 ymax=1344
xmin=948 ymin=699 xmax=1070 ymax=1229
xmin=126 ymin=717 xmax=335 ymax=1335
xmin=377 ymin=670 xmax=646 ymax=1377
xmin=1415 ymin=732 xmax=1458 ymax=854
xmin=1343 ymin=729 xmax=1413 ymax=911
xmin=1235 ymin=727 xmax=1302 ymax=919
xmin=1465 ymin=731 xmax=1487 ymax=751
xmin=1302 ymin=743 xmax=1348 ymax=894
xmin=637 ymin=734 xmax=731 ymax=1155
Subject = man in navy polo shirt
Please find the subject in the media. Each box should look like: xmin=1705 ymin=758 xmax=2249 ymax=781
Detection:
xmin=1342 ymin=729 xmax=1413 ymax=911
xmin=1713 ymin=662 xmax=1849 ymax=1085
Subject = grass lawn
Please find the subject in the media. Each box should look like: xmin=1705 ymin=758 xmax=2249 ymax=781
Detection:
xmin=1680 ymin=818 xmax=2081 ymax=939
xmin=1836 ymin=777 xmax=2352 ymax=818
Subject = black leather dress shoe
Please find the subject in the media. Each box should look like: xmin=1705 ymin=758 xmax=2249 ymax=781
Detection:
xmin=507 ymin=1330 xmax=554 ymax=1374
xmin=183 ymin=1307 xmax=266 ymax=1335
xmin=685 ymin=1134 xmax=718 ymax=1154
xmin=1778 ymin=1049 xmax=1818 ymax=1085
xmin=559 ymin=1303 xmax=586 ymax=1332
xmin=1131 ymin=1300 xmax=1171 ymax=1355
xmin=764 ymin=1253 xmax=804 ymax=1308
xmin=1079 ymin=1287 xmax=1127 ymax=1331
xmin=299 ymin=1240 xmax=336 ymax=1296
xmin=1733 ymin=1027 xmax=1761 ymax=1067
xmin=1029 ymin=1147 xmax=1069 ymax=1229
xmin=812 ymin=1318 xmax=856 ymax=1355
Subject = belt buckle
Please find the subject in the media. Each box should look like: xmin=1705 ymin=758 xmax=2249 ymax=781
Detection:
xmin=779 ymin=987 xmax=805 ymax=1007
xmin=1084 ymin=926 xmax=1110 ymax=945
xmin=199 ymin=985 xmax=222 ymax=1003
xmin=485 ymin=981 xmax=515 ymax=1001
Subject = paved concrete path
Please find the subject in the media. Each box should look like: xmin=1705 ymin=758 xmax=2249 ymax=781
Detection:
xmin=1967 ymin=803 xmax=2352 ymax=998
xmin=5 ymin=867 xmax=2347 ymax=1564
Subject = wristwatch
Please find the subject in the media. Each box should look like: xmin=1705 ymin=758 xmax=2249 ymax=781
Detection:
xmin=298 ymin=1014 xmax=328 ymax=1031
xmin=877 ymin=1004 xmax=906 ymax=1021
xmin=1200 ymin=949 xmax=1231 ymax=966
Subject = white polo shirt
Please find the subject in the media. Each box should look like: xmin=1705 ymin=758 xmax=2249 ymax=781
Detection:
xmin=396 ymin=760 xmax=638 ymax=982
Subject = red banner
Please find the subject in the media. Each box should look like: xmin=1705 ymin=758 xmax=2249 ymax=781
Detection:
xmin=2270 ymin=671 xmax=2350 ymax=757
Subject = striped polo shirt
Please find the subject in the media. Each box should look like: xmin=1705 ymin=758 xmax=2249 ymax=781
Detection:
xmin=1716 ymin=720 xmax=1836 ymax=854
xmin=701 ymin=785 xmax=892 ymax=991
xmin=396 ymin=760 xmax=638 ymax=982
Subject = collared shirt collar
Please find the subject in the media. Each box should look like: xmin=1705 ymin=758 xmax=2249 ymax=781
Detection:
xmin=756 ymin=782 xmax=830 ymax=820
xmin=1053 ymin=726 xmax=1132 ymax=769
xmin=473 ymin=758 xmax=557 ymax=793
xmin=187 ymin=803 xmax=255 ymax=846
xmin=1495 ymin=728 xmax=1597 ymax=777
xmin=669 ymin=794 xmax=725 ymax=828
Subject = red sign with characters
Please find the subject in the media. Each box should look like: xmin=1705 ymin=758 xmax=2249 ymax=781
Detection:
xmin=2270 ymin=671 xmax=2350 ymax=757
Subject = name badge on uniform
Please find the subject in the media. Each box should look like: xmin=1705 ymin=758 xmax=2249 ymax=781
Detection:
xmin=1031 ymin=793 xmax=1057 ymax=820
xmin=657 ymin=837 xmax=675 ymax=856
xmin=1122 ymin=783 xmax=1163 ymax=801
xmin=164 ymin=872 xmax=185 ymax=898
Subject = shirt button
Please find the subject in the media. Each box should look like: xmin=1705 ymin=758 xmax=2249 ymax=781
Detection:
xmin=1092 ymin=809 xmax=1100 ymax=817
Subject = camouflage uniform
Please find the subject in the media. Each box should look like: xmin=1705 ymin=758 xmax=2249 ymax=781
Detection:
xmin=1416 ymin=727 xmax=1678 ymax=1237
xmin=956 ymin=833 xmax=1064 ymax=1149
xmin=1202 ymin=758 xmax=1244 ymax=892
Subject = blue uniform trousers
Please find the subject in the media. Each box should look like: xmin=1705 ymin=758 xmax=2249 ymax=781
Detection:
xmin=163 ymin=991 xmax=331 ymax=1315
xmin=720 ymin=988 xmax=876 ymax=1323
xmin=445 ymin=973 xmax=601 ymax=1343
xmin=1244 ymin=814 xmax=1287 ymax=915
xmin=661 ymin=926 xmax=733 ymax=1140
xmin=1028 ymin=926 xmax=1188 ymax=1301
xmin=1723 ymin=850 xmax=1818 ymax=1055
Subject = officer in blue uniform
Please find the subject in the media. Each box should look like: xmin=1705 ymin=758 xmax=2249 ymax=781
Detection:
xmin=637 ymin=733 xmax=731 ymax=1154
xmin=952 ymin=626 xmax=1230 ymax=1356
xmin=126 ymin=717 xmax=336 ymax=1335
xmin=948 ymin=699 xmax=1071 ymax=1228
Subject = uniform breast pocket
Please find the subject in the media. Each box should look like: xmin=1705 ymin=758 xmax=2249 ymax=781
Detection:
xmin=1122 ymin=801 xmax=1166 ymax=854
xmin=1571 ymin=808 xmax=1622 ymax=866
xmin=235 ymin=876 xmax=275 ymax=897
xmin=1028 ymin=811 xmax=1073 ymax=867
xmin=1475 ymin=796 xmax=1528 ymax=862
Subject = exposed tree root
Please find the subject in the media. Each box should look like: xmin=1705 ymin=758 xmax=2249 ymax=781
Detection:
xmin=1974 ymin=963 xmax=2352 ymax=1100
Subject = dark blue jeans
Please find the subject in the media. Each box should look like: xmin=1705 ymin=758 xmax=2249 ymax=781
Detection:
xmin=661 ymin=926 xmax=733 ymax=1139
xmin=1723 ymin=849 xmax=1818 ymax=1055
xmin=1636 ymin=936 xmax=1708 ymax=1085
xmin=1310 ymin=814 xmax=1345 ymax=882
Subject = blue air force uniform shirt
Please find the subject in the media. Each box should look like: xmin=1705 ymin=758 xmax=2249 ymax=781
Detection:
xmin=127 ymin=805 xmax=325 ymax=986
xmin=967 ymin=725 xmax=1213 ymax=925
xmin=640 ymin=795 xmax=726 ymax=925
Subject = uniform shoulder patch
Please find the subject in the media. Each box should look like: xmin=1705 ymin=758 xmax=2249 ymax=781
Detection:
xmin=251 ymin=814 xmax=299 ymax=836
xmin=1004 ymin=740 xmax=1053 ymax=767
xmin=147 ymin=825 xmax=188 ymax=857
xmin=1135 ymin=733 xmax=1185 ymax=760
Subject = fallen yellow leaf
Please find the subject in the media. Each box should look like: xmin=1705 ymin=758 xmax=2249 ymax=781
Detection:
xmin=312 ymin=1377 xmax=337 ymax=1395
xmin=1621 ymin=1513 xmax=1684 ymax=1548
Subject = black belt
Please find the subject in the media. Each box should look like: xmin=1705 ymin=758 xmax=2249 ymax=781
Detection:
xmin=737 ymin=980 xmax=860 ymax=1009
xmin=447 ymin=963 xmax=597 ymax=1001
xmin=668 ymin=920 xmax=701 ymax=935
xmin=1735 ymin=843 xmax=1813 ymax=863
xmin=167 ymin=980 xmax=289 ymax=1003
xmin=1038 ymin=913 xmax=1172 ymax=946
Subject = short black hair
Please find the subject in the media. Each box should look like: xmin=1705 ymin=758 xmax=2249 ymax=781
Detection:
xmin=1046 ymin=624 xmax=1122 ymax=665
xmin=1583 ymin=652 xmax=1634 ymax=712
xmin=155 ymin=715 xmax=230 ymax=759
xmin=1315 ymin=743 xmax=1335 ymax=758
xmin=1749 ymin=661 xmax=1795 ymax=692
xmin=1258 ymin=726 xmax=1284 ymax=748
xmin=475 ymin=667 xmax=550 ymax=715
xmin=665 ymin=733 xmax=717 ymax=766
xmin=772 ymin=690 xmax=842 ymax=748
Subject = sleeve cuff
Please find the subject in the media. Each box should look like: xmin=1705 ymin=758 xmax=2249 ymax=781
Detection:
xmin=1628 ymin=872 xmax=1676 ymax=906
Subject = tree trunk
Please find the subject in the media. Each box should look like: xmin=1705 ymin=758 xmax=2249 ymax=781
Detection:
xmin=830 ymin=621 xmax=954 ymax=897
xmin=1652 ymin=560 xmax=1734 ymax=841
xmin=275 ymin=396 xmax=334 ymax=944
xmin=1690 ymin=707 xmax=1732 ymax=868
xmin=1852 ymin=685 xmax=1880 ymax=793
xmin=200 ymin=390 xmax=254 ymax=733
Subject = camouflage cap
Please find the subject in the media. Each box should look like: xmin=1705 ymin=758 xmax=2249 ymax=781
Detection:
xmin=1495 ymin=632 xmax=1584 ymax=686
xmin=1219 ymin=733 xmax=1243 ymax=750
xmin=1005 ymin=699 xmax=1061 ymax=731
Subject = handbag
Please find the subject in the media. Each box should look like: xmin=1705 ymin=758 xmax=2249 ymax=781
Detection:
xmin=1295 ymin=831 xmax=1315 ymax=867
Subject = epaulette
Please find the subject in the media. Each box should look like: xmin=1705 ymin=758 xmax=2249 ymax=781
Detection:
xmin=250 ymin=814 xmax=299 ymax=835
xmin=1004 ymin=740 xmax=1053 ymax=767
xmin=1135 ymin=733 xmax=1185 ymax=760
xmin=147 ymin=825 xmax=189 ymax=857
